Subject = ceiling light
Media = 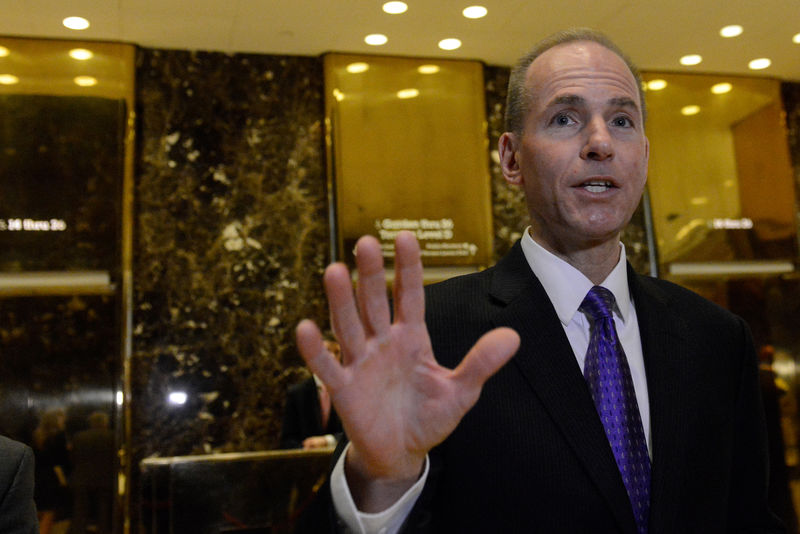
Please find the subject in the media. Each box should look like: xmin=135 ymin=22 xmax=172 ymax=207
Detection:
xmin=364 ymin=34 xmax=388 ymax=46
xmin=0 ymin=74 xmax=19 ymax=85
xmin=0 ymin=46 xmax=9 ymax=57
xmin=438 ymin=38 xmax=462 ymax=51
xmin=690 ymin=197 xmax=708 ymax=205
xmin=719 ymin=25 xmax=743 ymax=38
xmin=794 ymin=33 xmax=800 ymax=44
xmin=748 ymin=58 xmax=771 ymax=70
xmin=346 ymin=62 xmax=369 ymax=73
xmin=417 ymin=64 xmax=440 ymax=74
xmin=382 ymin=1 xmax=408 ymax=14
xmin=397 ymin=88 xmax=419 ymax=99
xmin=62 ymin=16 xmax=90 ymax=30
xmin=74 ymin=75 xmax=97 ymax=87
xmin=69 ymin=48 xmax=93 ymax=60
xmin=332 ymin=88 xmax=344 ymax=102
xmin=462 ymin=6 xmax=488 ymax=19
xmin=646 ymin=79 xmax=667 ymax=91
xmin=681 ymin=105 xmax=701 ymax=116
xmin=711 ymin=82 xmax=732 ymax=94
xmin=679 ymin=54 xmax=702 ymax=66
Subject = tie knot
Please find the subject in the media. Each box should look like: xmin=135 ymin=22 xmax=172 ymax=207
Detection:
xmin=580 ymin=285 xmax=616 ymax=320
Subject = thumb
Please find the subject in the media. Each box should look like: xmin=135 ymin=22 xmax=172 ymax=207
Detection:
xmin=452 ymin=327 xmax=520 ymax=392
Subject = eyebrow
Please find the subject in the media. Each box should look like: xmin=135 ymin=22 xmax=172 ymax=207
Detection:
xmin=547 ymin=94 xmax=640 ymax=113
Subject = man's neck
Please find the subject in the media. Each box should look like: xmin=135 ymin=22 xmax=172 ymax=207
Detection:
xmin=527 ymin=228 xmax=622 ymax=285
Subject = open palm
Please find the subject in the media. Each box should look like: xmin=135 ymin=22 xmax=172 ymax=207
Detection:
xmin=296 ymin=231 xmax=519 ymax=503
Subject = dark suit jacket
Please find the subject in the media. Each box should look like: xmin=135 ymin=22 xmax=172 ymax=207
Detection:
xmin=299 ymin=241 xmax=783 ymax=533
xmin=70 ymin=427 xmax=116 ymax=489
xmin=280 ymin=376 xmax=342 ymax=449
xmin=0 ymin=435 xmax=39 ymax=534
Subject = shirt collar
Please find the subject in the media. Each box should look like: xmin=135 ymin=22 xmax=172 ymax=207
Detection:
xmin=519 ymin=228 xmax=632 ymax=326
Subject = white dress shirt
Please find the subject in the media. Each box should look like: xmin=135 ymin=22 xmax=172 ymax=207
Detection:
xmin=331 ymin=229 xmax=650 ymax=533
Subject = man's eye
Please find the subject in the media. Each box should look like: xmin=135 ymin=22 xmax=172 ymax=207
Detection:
xmin=613 ymin=116 xmax=632 ymax=127
xmin=554 ymin=114 xmax=572 ymax=126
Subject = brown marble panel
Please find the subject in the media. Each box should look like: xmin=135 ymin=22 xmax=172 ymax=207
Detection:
xmin=132 ymin=49 xmax=328 ymax=462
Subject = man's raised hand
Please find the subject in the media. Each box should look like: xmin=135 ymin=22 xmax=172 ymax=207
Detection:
xmin=296 ymin=231 xmax=519 ymax=510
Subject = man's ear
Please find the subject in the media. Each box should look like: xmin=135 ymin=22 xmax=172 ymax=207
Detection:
xmin=499 ymin=132 xmax=523 ymax=186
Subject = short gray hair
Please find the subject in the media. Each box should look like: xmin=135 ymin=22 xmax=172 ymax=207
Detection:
xmin=504 ymin=28 xmax=646 ymax=135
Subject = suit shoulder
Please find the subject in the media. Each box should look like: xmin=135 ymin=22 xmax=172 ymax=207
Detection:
xmin=0 ymin=435 xmax=33 ymax=491
xmin=634 ymin=273 xmax=742 ymax=326
xmin=425 ymin=267 xmax=494 ymax=305
xmin=0 ymin=435 xmax=30 ymax=461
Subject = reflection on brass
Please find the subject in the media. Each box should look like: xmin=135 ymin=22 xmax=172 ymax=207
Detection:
xmin=324 ymin=53 xmax=493 ymax=277
xmin=643 ymin=72 xmax=797 ymax=276
xmin=0 ymin=271 xmax=114 ymax=296
xmin=0 ymin=35 xmax=136 ymax=532
xmin=0 ymin=36 xmax=135 ymax=101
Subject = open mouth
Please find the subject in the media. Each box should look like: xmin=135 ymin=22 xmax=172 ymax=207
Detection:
xmin=578 ymin=180 xmax=615 ymax=193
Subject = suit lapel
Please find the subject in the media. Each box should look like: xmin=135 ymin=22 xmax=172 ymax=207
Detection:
xmin=628 ymin=269 xmax=694 ymax=531
xmin=487 ymin=244 xmax=638 ymax=534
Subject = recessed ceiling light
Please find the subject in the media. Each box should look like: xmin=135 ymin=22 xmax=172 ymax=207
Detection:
xmin=794 ymin=33 xmax=800 ymax=44
xmin=681 ymin=105 xmax=701 ymax=116
xmin=719 ymin=25 xmax=743 ymax=38
xmin=69 ymin=48 xmax=93 ymax=60
xmin=748 ymin=58 xmax=771 ymax=70
xmin=0 ymin=46 xmax=9 ymax=57
xmin=438 ymin=38 xmax=462 ymax=51
xmin=346 ymin=62 xmax=369 ymax=73
xmin=382 ymin=1 xmax=407 ymax=14
xmin=646 ymin=79 xmax=667 ymax=91
xmin=63 ymin=16 xmax=90 ymax=30
xmin=680 ymin=54 xmax=702 ymax=66
xmin=397 ymin=88 xmax=419 ymax=99
xmin=711 ymin=82 xmax=732 ymax=94
xmin=462 ymin=6 xmax=488 ymax=19
xmin=74 ymin=75 xmax=97 ymax=87
xmin=364 ymin=34 xmax=388 ymax=46
xmin=0 ymin=74 xmax=19 ymax=85
xmin=418 ymin=64 xmax=440 ymax=74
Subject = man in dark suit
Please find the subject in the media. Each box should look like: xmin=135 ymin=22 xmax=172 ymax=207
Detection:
xmin=68 ymin=411 xmax=115 ymax=534
xmin=280 ymin=341 xmax=343 ymax=449
xmin=0 ymin=435 xmax=39 ymax=533
xmin=295 ymin=28 xmax=783 ymax=532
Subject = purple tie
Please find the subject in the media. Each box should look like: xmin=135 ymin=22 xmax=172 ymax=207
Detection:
xmin=581 ymin=286 xmax=650 ymax=534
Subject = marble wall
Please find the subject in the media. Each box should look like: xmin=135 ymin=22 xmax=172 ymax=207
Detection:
xmin=132 ymin=50 xmax=328 ymax=461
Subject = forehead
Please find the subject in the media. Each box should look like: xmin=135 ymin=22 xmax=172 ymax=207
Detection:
xmin=525 ymin=41 xmax=641 ymax=110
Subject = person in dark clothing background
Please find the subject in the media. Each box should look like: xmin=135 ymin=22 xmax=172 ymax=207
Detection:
xmin=67 ymin=411 xmax=115 ymax=534
xmin=280 ymin=340 xmax=343 ymax=450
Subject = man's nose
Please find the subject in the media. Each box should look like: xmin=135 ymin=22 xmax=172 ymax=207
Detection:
xmin=580 ymin=118 xmax=613 ymax=161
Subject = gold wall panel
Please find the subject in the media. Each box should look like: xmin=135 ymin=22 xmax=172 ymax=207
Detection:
xmin=642 ymin=72 xmax=796 ymax=277
xmin=0 ymin=35 xmax=135 ymax=529
xmin=324 ymin=54 xmax=493 ymax=279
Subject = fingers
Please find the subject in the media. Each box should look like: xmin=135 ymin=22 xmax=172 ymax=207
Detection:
xmin=324 ymin=262 xmax=366 ymax=364
xmin=393 ymin=231 xmax=425 ymax=324
xmin=354 ymin=235 xmax=391 ymax=337
xmin=296 ymin=319 xmax=344 ymax=390
xmin=452 ymin=327 xmax=520 ymax=393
